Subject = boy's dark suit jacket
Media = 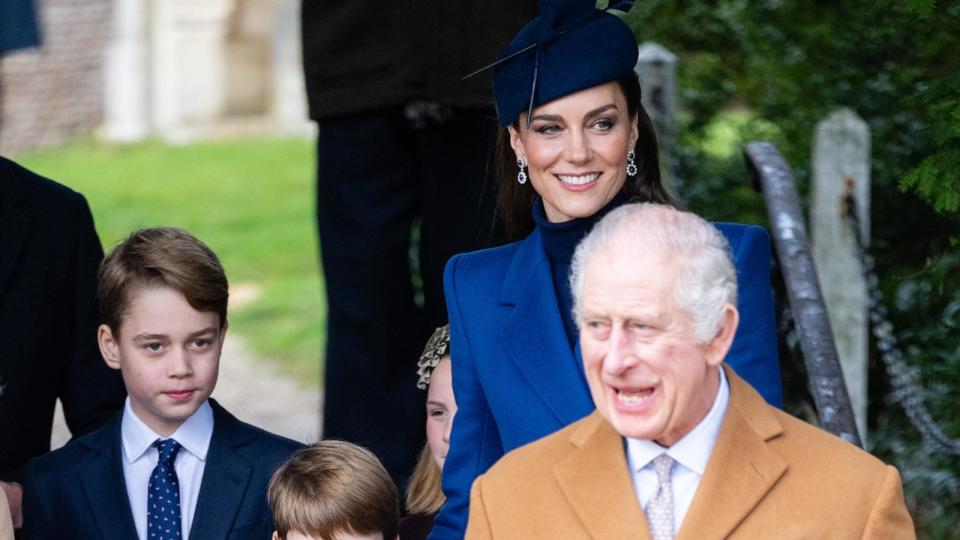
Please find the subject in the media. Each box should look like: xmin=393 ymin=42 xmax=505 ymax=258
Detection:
xmin=0 ymin=156 xmax=125 ymax=482
xmin=22 ymin=400 xmax=303 ymax=539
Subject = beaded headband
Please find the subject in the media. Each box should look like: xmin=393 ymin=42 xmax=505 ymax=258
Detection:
xmin=416 ymin=325 xmax=451 ymax=390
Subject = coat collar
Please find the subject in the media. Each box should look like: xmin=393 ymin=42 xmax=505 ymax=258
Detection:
xmin=677 ymin=366 xmax=786 ymax=539
xmin=0 ymin=157 xmax=31 ymax=295
xmin=76 ymin=414 xmax=139 ymax=539
xmin=74 ymin=400 xmax=258 ymax=539
xmin=555 ymin=413 xmax=652 ymax=539
xmin=498 ymin=229 xmax=594 ymax=427
xmin=552 ymin=367 xmax=787 ymax=539
xmin=187 ymin=399 xmax=256 ymax=540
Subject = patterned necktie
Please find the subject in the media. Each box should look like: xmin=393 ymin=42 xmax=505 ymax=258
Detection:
xmin=148 ymin=438 xmax=183 ymax=540
xmin=645 ymin=454 xmax=676 ymax=540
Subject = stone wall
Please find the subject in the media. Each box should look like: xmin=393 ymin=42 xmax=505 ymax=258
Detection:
xmin=0 ymin=0 xmax=112 ymax=156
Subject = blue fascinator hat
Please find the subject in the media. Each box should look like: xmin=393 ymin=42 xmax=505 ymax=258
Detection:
xmin=472 ymin=0 xmax=639 ymax=128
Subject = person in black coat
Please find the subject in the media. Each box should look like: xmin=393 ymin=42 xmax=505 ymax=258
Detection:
xmin=301 ymin=1 xmax=537 ymax=489
xmin=0 ymin=156 xmax=125 ymax=528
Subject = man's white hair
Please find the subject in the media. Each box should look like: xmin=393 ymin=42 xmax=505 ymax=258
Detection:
xmin=570 ymin=203 xmax=738 ymax=342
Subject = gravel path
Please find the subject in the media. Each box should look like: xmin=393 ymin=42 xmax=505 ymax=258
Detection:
xmin=52 ymin=334 xmax=322 ymax=448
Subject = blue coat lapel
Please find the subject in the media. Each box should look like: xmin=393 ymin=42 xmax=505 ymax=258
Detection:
xmin=499 ymin=230 xmax=594 ymax=426
xmin=76 ymin=415 xmax=138 ymax=539
xmin=188 ymin=401 xmax=254 ymax=540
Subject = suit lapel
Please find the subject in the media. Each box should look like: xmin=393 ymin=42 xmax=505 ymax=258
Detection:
xmin=0 ymin=183 xmax=31 ymax=296
xmin=498 ymin=230 xmax=594 ymax=426
xmin=554 ymin=413 xmax=652 ymax=539
xmin=677 ymin=368 xmax=787 ymax=539
xmin=77 ymin=415 xmax=139 ymax=539
xmin=188 ymin=401 xmax=253 ymax=540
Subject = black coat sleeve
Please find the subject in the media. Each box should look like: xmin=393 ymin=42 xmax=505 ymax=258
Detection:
xmin=58 ymin=193 xmax=125 ymax=436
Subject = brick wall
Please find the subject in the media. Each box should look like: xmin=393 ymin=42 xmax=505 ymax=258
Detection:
xmin=0 ymin=0 xmax=112 ymax=156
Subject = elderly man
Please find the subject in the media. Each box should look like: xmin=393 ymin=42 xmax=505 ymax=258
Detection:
xmin=465 ymin=204 xmax=913 ymax=539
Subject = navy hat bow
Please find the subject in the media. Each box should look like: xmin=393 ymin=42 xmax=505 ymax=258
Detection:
xmin=468 ymin=0 xmax=639 ymax=127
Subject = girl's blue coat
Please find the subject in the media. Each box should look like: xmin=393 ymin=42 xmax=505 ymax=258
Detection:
xmin=430 ymin=222 xmax=784 ymax=539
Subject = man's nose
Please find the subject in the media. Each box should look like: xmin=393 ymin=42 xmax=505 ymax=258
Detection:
xmin=603 ymin=325 xmax=637 ymax=375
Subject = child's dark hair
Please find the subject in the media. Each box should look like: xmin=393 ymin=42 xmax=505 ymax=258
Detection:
xmin=268 ymin=440 xmax=399 ymax=540
xmin=98 ymin=227 xmax=228 ymax=334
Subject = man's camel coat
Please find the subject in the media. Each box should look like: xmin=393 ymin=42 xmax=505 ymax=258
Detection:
xmin=466 ymin=367 xmax=914 ymax=539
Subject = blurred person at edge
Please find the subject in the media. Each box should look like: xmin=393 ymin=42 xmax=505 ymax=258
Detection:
xmin=0 ymin=0 xmax=41 ymax=128
xmin=1 ymin=487 xmax=12 ymax=540
xmin=401 ymin=325 xmax=456 ymax=540
xmin=431 ymin=1 xmax=785 ymax=537
xmin=300 ymin=0 xmax=536 ymax=491
xmin=0 ymin=157 xmax=125 ymax=530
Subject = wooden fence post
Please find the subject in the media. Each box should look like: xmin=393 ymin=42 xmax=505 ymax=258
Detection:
xmin=634 ymin=42 xmax=678 ymax=194
xmin=811 ymin=108 xmax=871 ymax=442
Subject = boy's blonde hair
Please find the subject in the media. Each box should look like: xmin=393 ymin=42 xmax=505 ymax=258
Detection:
xmin=98 ymin=227 xmax=228 ymax=334
xmin=268 ymin=440 xmax=399 ymax=539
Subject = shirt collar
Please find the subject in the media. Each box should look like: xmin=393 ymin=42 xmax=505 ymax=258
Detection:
xmin=626 ymin=367 xmax=730 ymax=475
xmin=121 ymin=398 xmax=215 ymax=463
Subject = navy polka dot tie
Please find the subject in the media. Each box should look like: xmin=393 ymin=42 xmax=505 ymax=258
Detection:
xmin=148 ymin=438 xmax=182 ymax=540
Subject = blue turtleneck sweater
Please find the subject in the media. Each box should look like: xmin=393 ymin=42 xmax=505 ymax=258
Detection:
xmin=531 ymin=192 xmax=628 ymax=347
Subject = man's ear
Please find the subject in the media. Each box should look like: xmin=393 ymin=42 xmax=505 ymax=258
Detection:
xmin=98 ymin=324 xmax=122 ymax=370
xmin=705 ymin=304 xmax=739 ymax=367
xmin=271 ymin=531 xmax=281 ymax=540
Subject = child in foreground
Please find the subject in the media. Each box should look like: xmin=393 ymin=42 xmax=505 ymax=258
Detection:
xmin=401 ymin=325 xmax=456 ymax=540
xmin=268 ymin=440 xmax=399 ymax=540
xmin=23 ymin=227 xmax=302 ymax=539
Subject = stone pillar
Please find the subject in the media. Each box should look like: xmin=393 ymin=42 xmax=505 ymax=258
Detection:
xmin=634 ymin=42 xmax=678 ymax=194
xmin=270 ymin=0 xmax=312 ymax=135
xmin=151 ymin=0 xmax=235 ymax=142
xmin=101 ymin=0 xmax=150 ymax=142
xmin=811 ymin=108 xmax=871 ymax=442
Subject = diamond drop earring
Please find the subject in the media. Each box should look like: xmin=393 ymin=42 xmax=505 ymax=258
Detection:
xmin=516 ymin=157 xmax=528 ymax=185
xmin=626 ymin=150 xmax=638 ymax=177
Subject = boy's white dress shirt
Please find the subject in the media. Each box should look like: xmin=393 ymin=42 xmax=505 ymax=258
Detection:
xmin=121 ymin=398 xmax=214 ymax=540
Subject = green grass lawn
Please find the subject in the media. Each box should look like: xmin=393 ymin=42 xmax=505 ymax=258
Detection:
xmin=19 ymin=138 xmax=324 ymax=386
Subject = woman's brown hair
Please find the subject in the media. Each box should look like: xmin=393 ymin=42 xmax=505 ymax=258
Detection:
xmin=494 ymin=71 xmax=672 ymax=241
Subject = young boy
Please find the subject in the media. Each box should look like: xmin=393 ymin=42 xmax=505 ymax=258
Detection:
xmin=22 ymin=227 xmax=302 ymax=539
xmin=268 ymin=441 xmax=399 ymax=540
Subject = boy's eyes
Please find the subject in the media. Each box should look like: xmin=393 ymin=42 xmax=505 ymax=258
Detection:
xmin=140 ymin=339 xmax=213 ymax=352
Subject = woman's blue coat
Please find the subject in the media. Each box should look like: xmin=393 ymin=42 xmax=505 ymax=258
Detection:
xmin=430 ymin=222 xmax=784 ymax=539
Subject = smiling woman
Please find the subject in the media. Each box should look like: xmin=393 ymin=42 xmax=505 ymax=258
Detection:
xmin=495 ymin=71 xmax=666 ymax=239
xmin=508 ymin=82 xmax=639 ymax=223
xmin=431 ymin=1 xmax=785 ymax=538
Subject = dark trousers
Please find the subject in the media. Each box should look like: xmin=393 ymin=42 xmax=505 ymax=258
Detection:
xmin=315 ymin=105 xmax=498 ymax=489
